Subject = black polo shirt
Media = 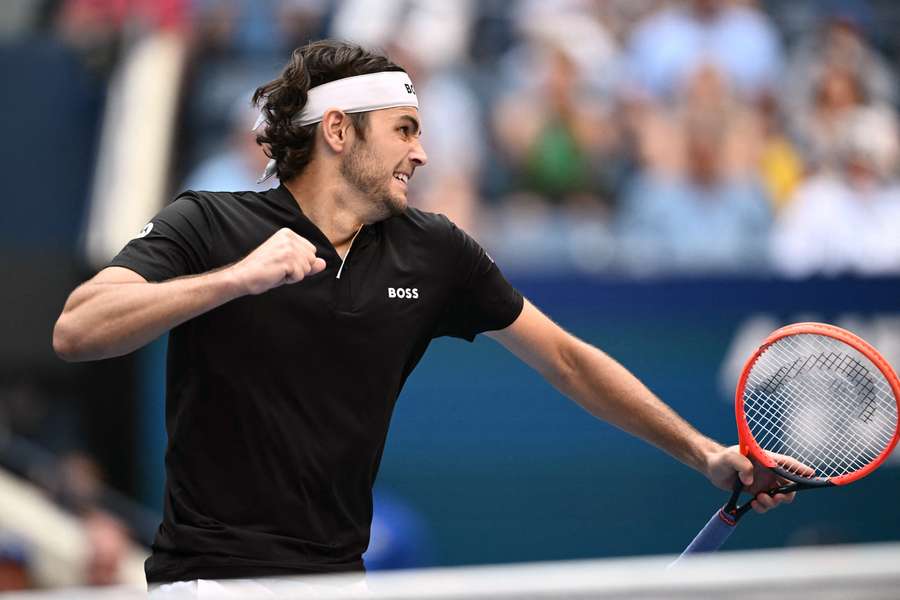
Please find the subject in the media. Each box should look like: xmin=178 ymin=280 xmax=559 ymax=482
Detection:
xmin=108 ymin=185 xmax=523 ymax=583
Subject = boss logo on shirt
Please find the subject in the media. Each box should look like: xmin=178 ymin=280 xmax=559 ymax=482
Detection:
xmin=388 ymin=287 xmax=419 ymax=299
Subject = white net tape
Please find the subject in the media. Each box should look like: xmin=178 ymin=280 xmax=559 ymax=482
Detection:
xmin=743 ymin=334 xmax=898 ymax=480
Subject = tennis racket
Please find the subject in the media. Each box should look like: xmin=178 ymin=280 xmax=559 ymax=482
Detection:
xmin=675 ymin=322 xmax=900 ymax=562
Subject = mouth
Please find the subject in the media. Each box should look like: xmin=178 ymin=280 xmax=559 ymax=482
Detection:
xmin=392 ymin=171 xmax=410 ymax=186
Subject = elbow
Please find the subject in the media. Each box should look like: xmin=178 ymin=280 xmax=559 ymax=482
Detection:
xmin=52 ymin=316 xmax=86 ymax=362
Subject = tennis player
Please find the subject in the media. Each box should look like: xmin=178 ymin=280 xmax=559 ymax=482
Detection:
xmin=52 ymin=40 xmax=794 ymax=594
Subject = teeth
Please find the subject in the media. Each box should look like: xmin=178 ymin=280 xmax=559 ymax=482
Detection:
xmin=393 ymin=173 xmax=409 ymax=183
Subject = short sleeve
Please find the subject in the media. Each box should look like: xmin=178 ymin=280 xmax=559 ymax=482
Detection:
xmin=433 ymin=220 xmax=524 ymax=342
xmin=108 ymin=192 xmax=211 ymax=282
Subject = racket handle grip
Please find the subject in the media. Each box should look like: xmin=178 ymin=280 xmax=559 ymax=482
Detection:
xmin=669 ymin=508 xmax=737 ymax=567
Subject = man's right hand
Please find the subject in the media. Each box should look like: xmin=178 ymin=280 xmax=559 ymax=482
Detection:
xmin=229 ymin=228 xmax=327 ymax=296
xmin=54 ymin=229 xmax=328 ymax=362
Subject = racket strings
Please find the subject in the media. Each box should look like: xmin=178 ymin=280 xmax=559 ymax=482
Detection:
xmin=746 ymin=387 xmax=882 ymax=479
xmin=746 ymin=401 xmax=873 ymax=477
xmin=750 ymin=354 xmax=886 ymax=461
xmin=757 ymin=352 xmax=878 ymax=422
xmin=747 ymin=351 xmax=894 ymax=476
xmin=743 ymin=334 xmax=897 ymax=480
xmin=745 ymin=395 xmax=884 ymax=477
xmin=771 ymin=337 xmax=897 ymax=436
xmin=754 ymin=369 xmax=895 ymax=455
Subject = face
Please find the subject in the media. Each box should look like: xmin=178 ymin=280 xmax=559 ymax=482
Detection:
xmin=338 ymin=107 xmax=427 ymax=220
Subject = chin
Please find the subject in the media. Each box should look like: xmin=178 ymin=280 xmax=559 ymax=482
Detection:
xmin=385 ymin=194 xmax=408 ymax=216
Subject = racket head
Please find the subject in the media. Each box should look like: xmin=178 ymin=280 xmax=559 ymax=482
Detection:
xmin=735 ymin=322 xmax=900 ymax=487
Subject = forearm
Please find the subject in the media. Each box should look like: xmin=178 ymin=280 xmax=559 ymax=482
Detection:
xmin=53 ymin=268 xmax=241 ymax=362
xmin=553 ymin=337 xmax=722 ymax=473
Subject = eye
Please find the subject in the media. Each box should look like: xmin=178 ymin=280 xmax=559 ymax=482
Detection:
xmin=398 ymin=126 xmax=410 ymax=137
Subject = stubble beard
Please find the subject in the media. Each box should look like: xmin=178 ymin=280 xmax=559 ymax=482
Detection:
xmin=339 ymin=141 xmax=407 ymax=220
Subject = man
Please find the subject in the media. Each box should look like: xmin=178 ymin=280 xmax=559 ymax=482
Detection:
xmin=53 ymin=40 xmax=793 ymax=590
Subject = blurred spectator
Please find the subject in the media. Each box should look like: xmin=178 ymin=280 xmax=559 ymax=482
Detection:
xmin=466 ymin=0 xmax=519 ymax=69
xmin=181 ymin=94 xmax=276 ymax=193
xmin=790 ymin=62 xmax=865 ymax=173
xmin=757 ymin=94 xmax=805 ymax=212
xmin=55 ymin=0 xmax=189 ymax=76
xmin=492 ymin=0 xmax=622 ymax=211
xmin=331 ymin=0 xmax=472 ymax=70
xmin=190 ymin=0 xmax=327 ymax=59
xmin=782 ymin=1 xmax=897 ymax=174
xmin=772 ymin=106 xmax=900 ymax=277
xmin=618 ymin=64 xmax=772 ymax=274
xmin=625 ymin=0 xmax=783 ymax=103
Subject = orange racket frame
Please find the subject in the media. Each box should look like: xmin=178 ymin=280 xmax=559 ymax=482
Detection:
xmin=735 ymin=322 xmax=900 ymax=486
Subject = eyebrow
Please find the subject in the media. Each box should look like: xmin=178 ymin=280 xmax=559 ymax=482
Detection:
xmin=397 ymin=115 xmax=422 ymax=137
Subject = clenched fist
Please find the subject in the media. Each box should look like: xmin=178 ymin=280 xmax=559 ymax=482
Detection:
xmin=229 ymin=228 xmax=327 ymax=295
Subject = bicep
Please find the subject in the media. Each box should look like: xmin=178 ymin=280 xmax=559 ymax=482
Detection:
xmin=487 ymin=298 xmax=574 ymax=381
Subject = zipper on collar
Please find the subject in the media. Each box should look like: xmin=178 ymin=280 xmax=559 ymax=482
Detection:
xmin=335 ymin=226 xmax=364 ymax=280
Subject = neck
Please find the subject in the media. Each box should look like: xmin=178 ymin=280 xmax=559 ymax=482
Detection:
xmin=283 ymin=167 xmax=367 ymax=249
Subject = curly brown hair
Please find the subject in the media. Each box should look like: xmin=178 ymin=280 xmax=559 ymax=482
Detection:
xmin=252 ymin=40 xmax=405 ymax=182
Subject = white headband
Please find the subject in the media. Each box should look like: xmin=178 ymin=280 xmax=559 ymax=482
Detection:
xmin=253 ymin=71 xmax=419 ymax=181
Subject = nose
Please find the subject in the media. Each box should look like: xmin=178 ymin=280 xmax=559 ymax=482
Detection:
xmin=410 ymin=138 xmax=428 ymax=167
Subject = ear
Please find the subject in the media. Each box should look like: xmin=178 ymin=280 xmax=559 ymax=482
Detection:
xmin=320 ymin=108 xmax=353 ymax=153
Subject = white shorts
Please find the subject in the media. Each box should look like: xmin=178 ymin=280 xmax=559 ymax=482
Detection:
xmin=148 ymin=576 xmax=370 ymax=598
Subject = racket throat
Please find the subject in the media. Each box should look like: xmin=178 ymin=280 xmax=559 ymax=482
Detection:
xmin=724 ymin=477 xmax=751 ymax=521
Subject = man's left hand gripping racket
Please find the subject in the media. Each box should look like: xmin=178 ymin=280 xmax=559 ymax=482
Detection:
xmin=675 ymin=323 xmax=900 ymax=563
